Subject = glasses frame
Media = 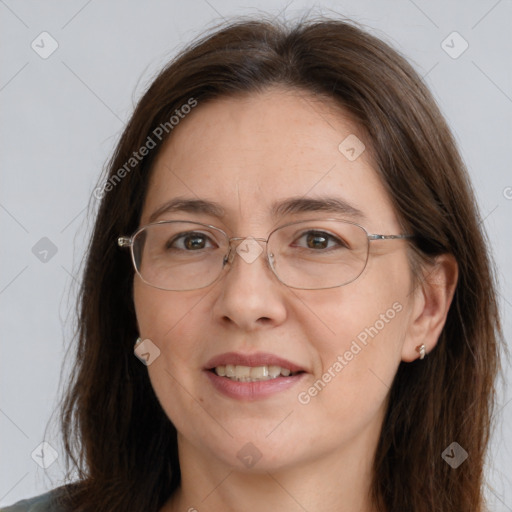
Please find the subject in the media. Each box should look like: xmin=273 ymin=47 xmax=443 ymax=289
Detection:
xmin=118 ymin=218 xmax=414 ymax=291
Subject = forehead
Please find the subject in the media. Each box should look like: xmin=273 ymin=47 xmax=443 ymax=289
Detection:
xmin=142 ymin=88 xmax=398 ymax=231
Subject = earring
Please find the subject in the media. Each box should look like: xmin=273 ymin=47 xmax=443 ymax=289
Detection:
xmin=134 ymin=337 xmax=142 ymax=348
xmin=416 ymin=344 xmax=426 ymax=360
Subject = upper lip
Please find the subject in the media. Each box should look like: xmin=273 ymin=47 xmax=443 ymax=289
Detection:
xmin=204 ymin=352 xmax=305 ymax=373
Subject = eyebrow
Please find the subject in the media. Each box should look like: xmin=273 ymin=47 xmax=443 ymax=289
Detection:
xmin=149 ymin=198 xmax=225 ymax=223
xmin=148 ymin=195 xmax=365 ymax=223
xmin=270 ymin=196 xmax=365 ymax=220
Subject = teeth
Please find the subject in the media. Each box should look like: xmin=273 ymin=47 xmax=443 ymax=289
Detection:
xmin=213 ymin=364 xmax=297 ymax=382
xmin=250 ymin=366 xmax=268 ymax=379
xmin=268 ymin=365 xmax=281 ymax=378
xmin=236 ymin=365 xmax=251 ymax=380
xmin=216 ymin=365 xmax=226 ymax=377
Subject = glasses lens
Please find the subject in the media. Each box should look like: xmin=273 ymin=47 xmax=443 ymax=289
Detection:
xmin=132 ymin=222 xmax=228 ymax=290
xmin=268 ymin=220 xmax=369 ymax=289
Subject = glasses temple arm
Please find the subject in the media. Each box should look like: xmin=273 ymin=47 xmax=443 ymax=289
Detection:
xmin=367 ymin=234 xmax=414 ymax=240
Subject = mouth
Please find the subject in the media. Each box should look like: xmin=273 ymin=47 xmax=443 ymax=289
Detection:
xmin=204 ymin=352 xmax=307 ymax=400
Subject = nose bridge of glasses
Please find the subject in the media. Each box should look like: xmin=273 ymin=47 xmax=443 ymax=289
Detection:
xmin=228 ymin=236 xmax=268 ymax=243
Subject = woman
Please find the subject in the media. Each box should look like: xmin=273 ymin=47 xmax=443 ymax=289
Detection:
xmin=2 ymin=15 xmax=500 ymax=512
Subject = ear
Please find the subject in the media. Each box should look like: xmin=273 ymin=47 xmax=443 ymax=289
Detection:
xmin=401 ymin=254 xmax=458 ymax=362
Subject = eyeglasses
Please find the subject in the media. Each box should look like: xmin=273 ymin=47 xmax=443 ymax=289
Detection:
xmin=118 ymin=219 xmax=413 ymax=291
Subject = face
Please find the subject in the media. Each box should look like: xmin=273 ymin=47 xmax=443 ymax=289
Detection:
xmin=134 ymin=88 xmax=415 ymax=473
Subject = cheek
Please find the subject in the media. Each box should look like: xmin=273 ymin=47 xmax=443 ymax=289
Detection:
xmin=133 ymin=280 xmax=205 ymax=389
xmin=295 ymin=264 xmax=410 ymax=408
xmin=317 ymin=290 xmax=407 ymax=358
xmin=134 ymin=279 xmax=201 ymax=348
xmin=134 ymin=281 xmax=211 ymax=431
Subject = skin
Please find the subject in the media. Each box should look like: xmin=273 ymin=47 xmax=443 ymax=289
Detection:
xmin=133 ymin=88 xmax=457 ymax=512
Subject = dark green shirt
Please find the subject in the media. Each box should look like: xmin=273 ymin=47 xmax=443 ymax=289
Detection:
xmin=0 ymin=491 xmax=64 ymax=512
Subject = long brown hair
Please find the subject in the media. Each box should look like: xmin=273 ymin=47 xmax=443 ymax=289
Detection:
xmin=57 ymin=15 xmax=501 ymax=512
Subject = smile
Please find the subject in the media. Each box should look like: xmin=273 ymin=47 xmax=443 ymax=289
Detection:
xmin=204 ymin=352 xmax=306 ymax=400
xmin=212 ymin=364 xmax=302 ymax=382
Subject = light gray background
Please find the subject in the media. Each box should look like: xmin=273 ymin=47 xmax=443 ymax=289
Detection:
xmin=1 ymin=0 xmax=511 ymax=509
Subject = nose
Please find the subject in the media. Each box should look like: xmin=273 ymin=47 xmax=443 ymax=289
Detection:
xmin=211 ymin=237 xmax=287 ymax=331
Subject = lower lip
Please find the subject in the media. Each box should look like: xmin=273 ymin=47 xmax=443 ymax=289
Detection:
xmin=205 ymin=370 xmax=305 ymax=400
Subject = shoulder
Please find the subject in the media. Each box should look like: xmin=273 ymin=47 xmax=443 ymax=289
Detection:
xmin=0 ymin=490 xmax=66 ymax=512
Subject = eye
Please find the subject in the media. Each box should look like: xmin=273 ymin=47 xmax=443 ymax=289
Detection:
xmin=293 ymin=230 xmax=348 ymax=250
xmin=166 ymin=232 xmax=216 ymax=251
